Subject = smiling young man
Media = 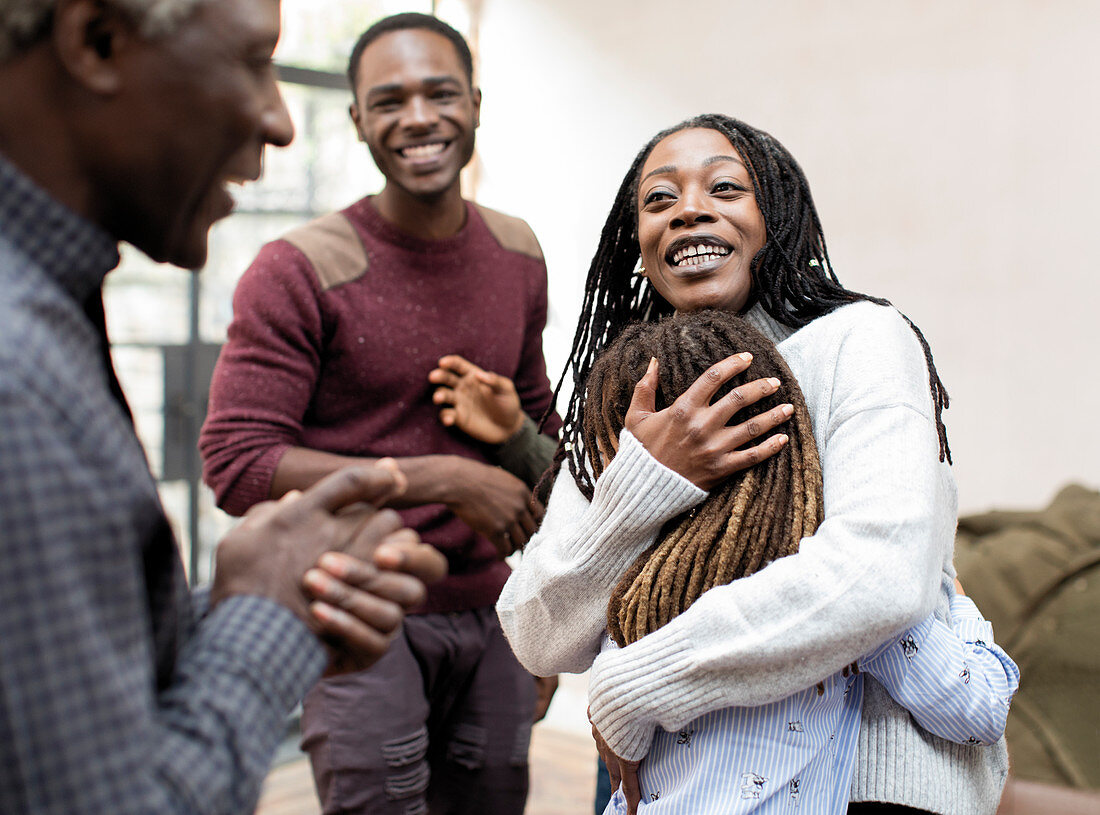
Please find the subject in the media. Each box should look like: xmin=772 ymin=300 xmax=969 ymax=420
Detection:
xmin=199 ymin=12 xmax=559 ymax=815
xmin=0 ymin=1 xmax=450 ymax=814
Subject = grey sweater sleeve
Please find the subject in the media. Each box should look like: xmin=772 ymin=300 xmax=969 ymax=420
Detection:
xmin=584 ymin=309 xmax=958 ymax=761
xmin=496 ymin=430 xmax=706 ymax=676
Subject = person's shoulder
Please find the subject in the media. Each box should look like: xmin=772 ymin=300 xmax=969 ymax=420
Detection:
xmin=790 ymin=301 xmax=919 ymax=363
xmin=804 ymin=300 xmax=910 ymax=340
xmin=0 ymin=297 xmax=88 ymax=426
xmin=796 ymin=301 xmax=936 ymax=416
xmin=470 ymin=203 xmax=544 ymax=262
xmin=267 ymin=210 xmax=369 ymax=292
xmin=0 ymin=260 xmax=63 ymax=373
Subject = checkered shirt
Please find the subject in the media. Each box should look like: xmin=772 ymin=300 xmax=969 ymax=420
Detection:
xmin=0 ymin=154 xmax=326 ymax=814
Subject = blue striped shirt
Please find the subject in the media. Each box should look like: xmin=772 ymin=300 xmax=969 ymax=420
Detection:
xmin=604 ymin=595 xmax=1019 ymax=814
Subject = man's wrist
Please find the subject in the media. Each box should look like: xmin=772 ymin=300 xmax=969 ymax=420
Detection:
xmin=504 ymin=411 xmax=525 ymax=441
xmin=397 ymin=454 xmax=467 ymax=506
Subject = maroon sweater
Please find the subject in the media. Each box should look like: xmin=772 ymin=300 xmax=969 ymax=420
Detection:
xmin=200 ymin=197 xmax=559 ymax=613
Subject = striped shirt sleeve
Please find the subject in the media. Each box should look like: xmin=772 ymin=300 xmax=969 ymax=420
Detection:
xmin=860 ymin=594 xmax=1020 ymax=745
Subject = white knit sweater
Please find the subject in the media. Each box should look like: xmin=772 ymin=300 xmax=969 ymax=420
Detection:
xmin=497 ymin=301 xmax=1008 ymax=814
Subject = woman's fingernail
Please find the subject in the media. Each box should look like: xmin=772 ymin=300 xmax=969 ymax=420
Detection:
xmin=781 ymin=404 xmax=794 ymax=417
xmin=739 ymin=352 xmax=753 ymax=362
xmin=768 ymin=377 xmax=781 ymax=389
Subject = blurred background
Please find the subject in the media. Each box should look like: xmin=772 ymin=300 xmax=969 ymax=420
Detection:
xmin=101 ymin=1 xmax=1099 ymax=811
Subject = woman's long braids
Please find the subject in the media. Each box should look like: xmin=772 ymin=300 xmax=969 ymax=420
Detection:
xmin=582 ymin=311 xmax=824 ymax=647
xmin=538 ymin=113 xmax=951 ymax=506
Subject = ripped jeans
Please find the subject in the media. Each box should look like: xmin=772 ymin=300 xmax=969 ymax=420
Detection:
xmin=301 ymin=606 xmax=536 ymax=815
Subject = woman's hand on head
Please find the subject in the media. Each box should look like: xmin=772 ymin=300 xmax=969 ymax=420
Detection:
xmin=429 ymin=355 xmax=524 ymax=445
xmin=625 ymin=354 xmax=792 ymax=491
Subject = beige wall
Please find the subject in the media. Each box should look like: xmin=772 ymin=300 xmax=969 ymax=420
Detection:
xmin=472 ymin=0 xmax=1099 ymax=514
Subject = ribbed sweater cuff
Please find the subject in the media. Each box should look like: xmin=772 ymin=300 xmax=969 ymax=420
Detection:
xmin=494 ymin=415 xmax=557 ymax=489
xmin=855 ymin=719 xmax=974 ymax=812
xmin=852 ymin=684 xmax=1008 ymax=813
xmin=221 ymin=444 xmax=291 ymax=517
xmin=572 ymin=430 xmax=705 ymax=584
xmin=587 ymin=624 xmax=720 ymax=761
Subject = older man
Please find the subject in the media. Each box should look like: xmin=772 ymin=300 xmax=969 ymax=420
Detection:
xmin=0 ymin=1 xmax=446 ymax=813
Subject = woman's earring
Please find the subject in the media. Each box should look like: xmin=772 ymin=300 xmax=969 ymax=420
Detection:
xmin=633 ymin=259 xmax=646 ymax=277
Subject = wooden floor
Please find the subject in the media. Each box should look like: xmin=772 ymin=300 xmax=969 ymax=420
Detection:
xmin=255 ymin=723 xmax=598 ymax=815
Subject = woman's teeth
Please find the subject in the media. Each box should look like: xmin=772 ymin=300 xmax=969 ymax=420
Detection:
xmin=672 ymin=244 xmax=731 ymax=266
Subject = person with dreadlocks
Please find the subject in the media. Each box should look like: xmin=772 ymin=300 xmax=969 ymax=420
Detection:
xmin=580 ymin=309 xmax=1017 ymax=813
xmin=496 ymin=115 xmax=1015 ymax=815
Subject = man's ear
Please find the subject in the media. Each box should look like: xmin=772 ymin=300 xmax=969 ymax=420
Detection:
xmin=349 ymin=102 xmax=366 ymax=142
xmin=471 ymin=86 xmax=482 ymax=130
xmin=52 ymin=0 xmax=135 ymax=94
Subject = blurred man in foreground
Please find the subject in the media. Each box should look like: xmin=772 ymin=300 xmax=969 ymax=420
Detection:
xmin=0 ymin=1 xmax=446 ymax=812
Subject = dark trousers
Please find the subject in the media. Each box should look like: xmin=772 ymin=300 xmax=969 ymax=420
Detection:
xmin=301 ymin=607 xmax=535 ymax=815
xmin=848 ymin=805 xmax=932 ymax=813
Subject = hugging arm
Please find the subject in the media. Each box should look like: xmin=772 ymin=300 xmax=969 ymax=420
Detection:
xmin=585 ymin=307 xmax=956 ymax=759
xmin=497 ymin=347 xmax=793 ymax=676
xmin=496 ymin=431 xmax=706 ymax=676
xmin=861 ymin=593 xmax=1020 ymax=746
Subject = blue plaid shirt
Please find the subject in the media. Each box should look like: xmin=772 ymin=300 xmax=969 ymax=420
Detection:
xmin=0 ymin=154 xmax=326 ymax=814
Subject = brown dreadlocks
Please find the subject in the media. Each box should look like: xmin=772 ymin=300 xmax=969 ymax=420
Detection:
xmin=581 ymin=310 xmax=824 ymax=647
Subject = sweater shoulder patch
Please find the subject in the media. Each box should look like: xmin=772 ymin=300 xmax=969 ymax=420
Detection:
xmin=473 ymin=204 xmax=544 ymax=261
xmin=281 ymin=212 xmax=369 ymax=291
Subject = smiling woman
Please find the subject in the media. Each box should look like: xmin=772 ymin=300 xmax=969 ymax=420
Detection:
xmin=635 ymin=128 xmax=766 ymax=316
xmin=498 ymin=114 xmax=1012 ymax=815
xmin=541 ymin=114 xmax=950 ymax=507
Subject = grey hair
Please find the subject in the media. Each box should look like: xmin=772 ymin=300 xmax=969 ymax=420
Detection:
xmin=0 ymin=0 xmax=209 ymax=63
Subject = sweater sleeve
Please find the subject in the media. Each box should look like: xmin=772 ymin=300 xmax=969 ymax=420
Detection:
xmin=199 ymin=242 xmax=325 ymax=516
xmin=860 ymin=594 xmax=1020 ymax=746
xmin=512 ymin=253 xmax=562 ymax=436
xmin=492 ymin=415 xmax=559 ymax=489
xmin=586 ymin=307 xmax=957 ymax=760
xmin=496 ymin=430 xmax=706 ymax=676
